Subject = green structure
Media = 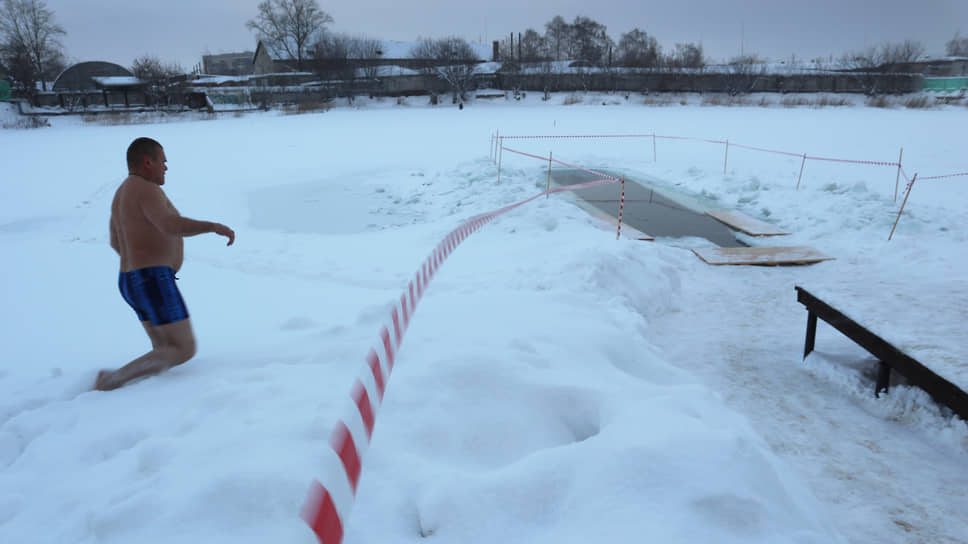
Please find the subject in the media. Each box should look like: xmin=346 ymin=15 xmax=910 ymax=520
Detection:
xmin=0 ymin=79 xmax=10 ymax=101
xmin=921 ymin=77 xmax=968 ymax=94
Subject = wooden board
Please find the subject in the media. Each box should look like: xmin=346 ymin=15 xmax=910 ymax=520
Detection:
xmin=706 ymin=210 xmax=789 ymax=236
xmin=692 ymin=246 xmax=833 ymax=266
xmin=591 ymin=212 xmax=655 ymax=241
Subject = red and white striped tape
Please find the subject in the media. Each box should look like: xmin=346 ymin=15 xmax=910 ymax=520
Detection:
xmin=917 ymin=171 xmax=968 ymax=181
xmin=498 ymin=134 xmax=966 ymax=181
xmin=804 ymin=155 xmax=899 ymax=167
xmin=901 ymin=167 xmax=967 ymax=185
xmin=301 ymin=173 xmax=618 ymax=544
xmin=500 ymin=146 xmax=621 ymax=182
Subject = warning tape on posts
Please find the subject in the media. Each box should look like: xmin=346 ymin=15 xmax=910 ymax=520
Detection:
xmin=301 ymin=168 xmax=617 ymax=544
xmin=501 ymin=145 xmax=620 ymax=182
xmin=497 ymin=133 xmax=968 ymax=173
xmin=918 ymin=172 xmax=968 ymax=181
xmin=901 ymin=166 xmax=968 ymax=184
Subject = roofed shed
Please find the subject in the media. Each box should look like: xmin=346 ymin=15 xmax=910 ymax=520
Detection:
xmin=53 ymin=62 xmax=135 ymax=91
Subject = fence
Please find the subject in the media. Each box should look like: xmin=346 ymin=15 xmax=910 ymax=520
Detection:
xmin=493 ymin=71 xmax=921 ymax=95
xmin=491 ymin=132 xmax=968 ymax=241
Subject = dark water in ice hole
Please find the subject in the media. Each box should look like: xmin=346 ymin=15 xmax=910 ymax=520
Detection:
xmin=550 ymin=170 xmax=746 ymax=248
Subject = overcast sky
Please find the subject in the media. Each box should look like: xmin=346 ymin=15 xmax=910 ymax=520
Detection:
xmin=44 ymin=0 xmax=968 ymax=70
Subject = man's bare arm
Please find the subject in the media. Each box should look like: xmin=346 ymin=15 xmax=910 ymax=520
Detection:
xmin=141 ymin=184 xmax=235 ymax=245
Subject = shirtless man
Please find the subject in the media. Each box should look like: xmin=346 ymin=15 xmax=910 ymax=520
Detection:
xmin=95 ymin=137 xmax=235 ymax=391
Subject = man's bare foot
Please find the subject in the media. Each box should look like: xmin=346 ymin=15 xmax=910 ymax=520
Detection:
xmin=94 ymin=369 xmax=121 ymax=391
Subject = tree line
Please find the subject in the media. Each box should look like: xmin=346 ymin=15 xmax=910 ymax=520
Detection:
xmin=3 ymin=0 xmax=968 ymax=99
xmin=497 ymin=16 xmax=703 ymax=69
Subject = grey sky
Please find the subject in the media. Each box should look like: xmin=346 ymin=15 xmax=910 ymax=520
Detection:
xmin=44 ymin=0 xmax=968 ymax=70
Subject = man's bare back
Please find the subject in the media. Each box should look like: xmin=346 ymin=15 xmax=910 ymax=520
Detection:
xmin=96 ymin=138 xmax=234 ymax=391
xmin=111 ymin=175 xmax=185 ymax=272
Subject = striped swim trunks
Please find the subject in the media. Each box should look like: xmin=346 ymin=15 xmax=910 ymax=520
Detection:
xmin=118 ymin=266 xmax=189 ymax=326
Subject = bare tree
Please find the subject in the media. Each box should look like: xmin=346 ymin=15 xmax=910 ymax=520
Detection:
xmin=617 ymin=28 xmax=660 ymax=68
xmin=841 ymin=40 xmax=923 ymax=94
xmin=410 ymin=37 xmax=479 ymax=104
xmin=130 ymin=54 xmax=184 ymax=107
xmin=246 ymin=0 xmax=333 ymax=71
xmin=518 ymin=29 xmax=547 ymax=62
xmin=544 ymin=16 xmax=570 ymax=61
xmin=879 ymin=39 xmax=924 ymax=70
xmin=569 ymin=16 xmax=612 ymax=65
xmin=351 ymin=36 xmax=382 ymax=79
xmin=312 ymin=34 xmax=382 ymax=81
xmin=312 ymin=34 xmax=353 ymax=81
xmin=725 ymin=54 xmax=765 ymax=94
xmin=131 ymin=54 xmax=183 ymax=82
xmin=946 ymin=32 xmax=968 ymax=57
xmin=840 ymin=47 xmax=881 ymax=94
xmin=497 ymin=29 xmax=546 ymax=65
xmin=0 ymin=0 xmax=65 ymax=93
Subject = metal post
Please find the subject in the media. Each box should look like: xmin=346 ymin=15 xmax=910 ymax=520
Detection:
xmin=894 ymin=148 xmax=903 ymax=202
xmin=497 ymin=137 xmax=503 ymax=184
xmin=723 ymin=139 xmax=730 ymax=175
xmin=616 ymin=177 xmax=625 ymax=240
xmin=889 ymin=173 xmax=917 ymax=241
xmin=803 ymin=311 xmax=817 ymax=359
xmin=652 ymin=133 xmax=657 ymax=162
xmin=546 ymin=151 xmax=553 ymax=198
xmin=875 ymin=362 xmax=891 ymax=398
xmin=796 ymin=153 xmax=807 ymax=190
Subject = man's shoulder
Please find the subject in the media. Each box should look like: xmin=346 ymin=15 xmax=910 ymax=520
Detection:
xmin=121 ymin=176 xmax=165 ymax=198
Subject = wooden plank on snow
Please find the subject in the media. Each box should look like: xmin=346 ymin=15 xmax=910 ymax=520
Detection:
xmin=706 ymin=210 xmax=789 ymax=236
xmin=692 ymin=246 xmax=833 ymax=266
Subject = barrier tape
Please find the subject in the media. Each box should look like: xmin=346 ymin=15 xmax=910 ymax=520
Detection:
xmin=302 ymin=171 xmax=618 ymax=544
xmin=903 ymin=177 xmax=916 ymax=195
xmin=500 ymin=134 xmax=655 ymax=140
xmin=617 ymin=177 xmax=625 ymax=239
xmin=901 ymin=166 xmax=966 ymax=183
xmin=918 ymin=172 xmax=968 ymax=181
xmin=730 ymin=142 xmax=805 ymax=159
xmin=498 ymin=134 xmax=966 ymax=181
xmin=501 ymin=146 xmax=620 ymax=182
xmin=804 ymin=155 xmax=899 ymax=167
xmin=900 ymin=166 xmax=914 ymax=183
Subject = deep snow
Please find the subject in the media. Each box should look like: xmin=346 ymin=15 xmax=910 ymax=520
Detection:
xmin=0 ymin=95 xmax=966 ymax=544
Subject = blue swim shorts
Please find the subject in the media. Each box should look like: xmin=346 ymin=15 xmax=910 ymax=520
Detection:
xmin=118 ymin=266 xmax=189 ymax=326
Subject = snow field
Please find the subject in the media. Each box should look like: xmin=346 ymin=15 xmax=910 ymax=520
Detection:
xmin=0 ymin=96 xmax=965 ymax=543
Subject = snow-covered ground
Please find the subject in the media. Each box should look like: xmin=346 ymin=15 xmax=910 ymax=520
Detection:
xmin=0 ymin=95 xmax=965 ymax=544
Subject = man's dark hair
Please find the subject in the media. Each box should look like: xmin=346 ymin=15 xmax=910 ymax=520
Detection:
xmin=126 ymin=137 xmax=163 ymax=170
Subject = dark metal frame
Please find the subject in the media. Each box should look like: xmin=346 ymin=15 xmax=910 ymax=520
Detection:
xmin=796 ymin=286 xmax=967 ymax=420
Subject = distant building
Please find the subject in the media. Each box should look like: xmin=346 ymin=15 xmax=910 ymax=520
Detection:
xmin=53 ymin=62 xmax=135 ymax=91
xmin=252 ymin=41 xmax=274 ymax=75
xmin=913 ymin=57 xmax=968 ymax=77
xmin=203 ymin=51 xmax=255 ymax=76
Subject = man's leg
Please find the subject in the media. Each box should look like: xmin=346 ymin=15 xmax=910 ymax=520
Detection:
xmin=95 ymin=319 xmax=197 ymax=391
